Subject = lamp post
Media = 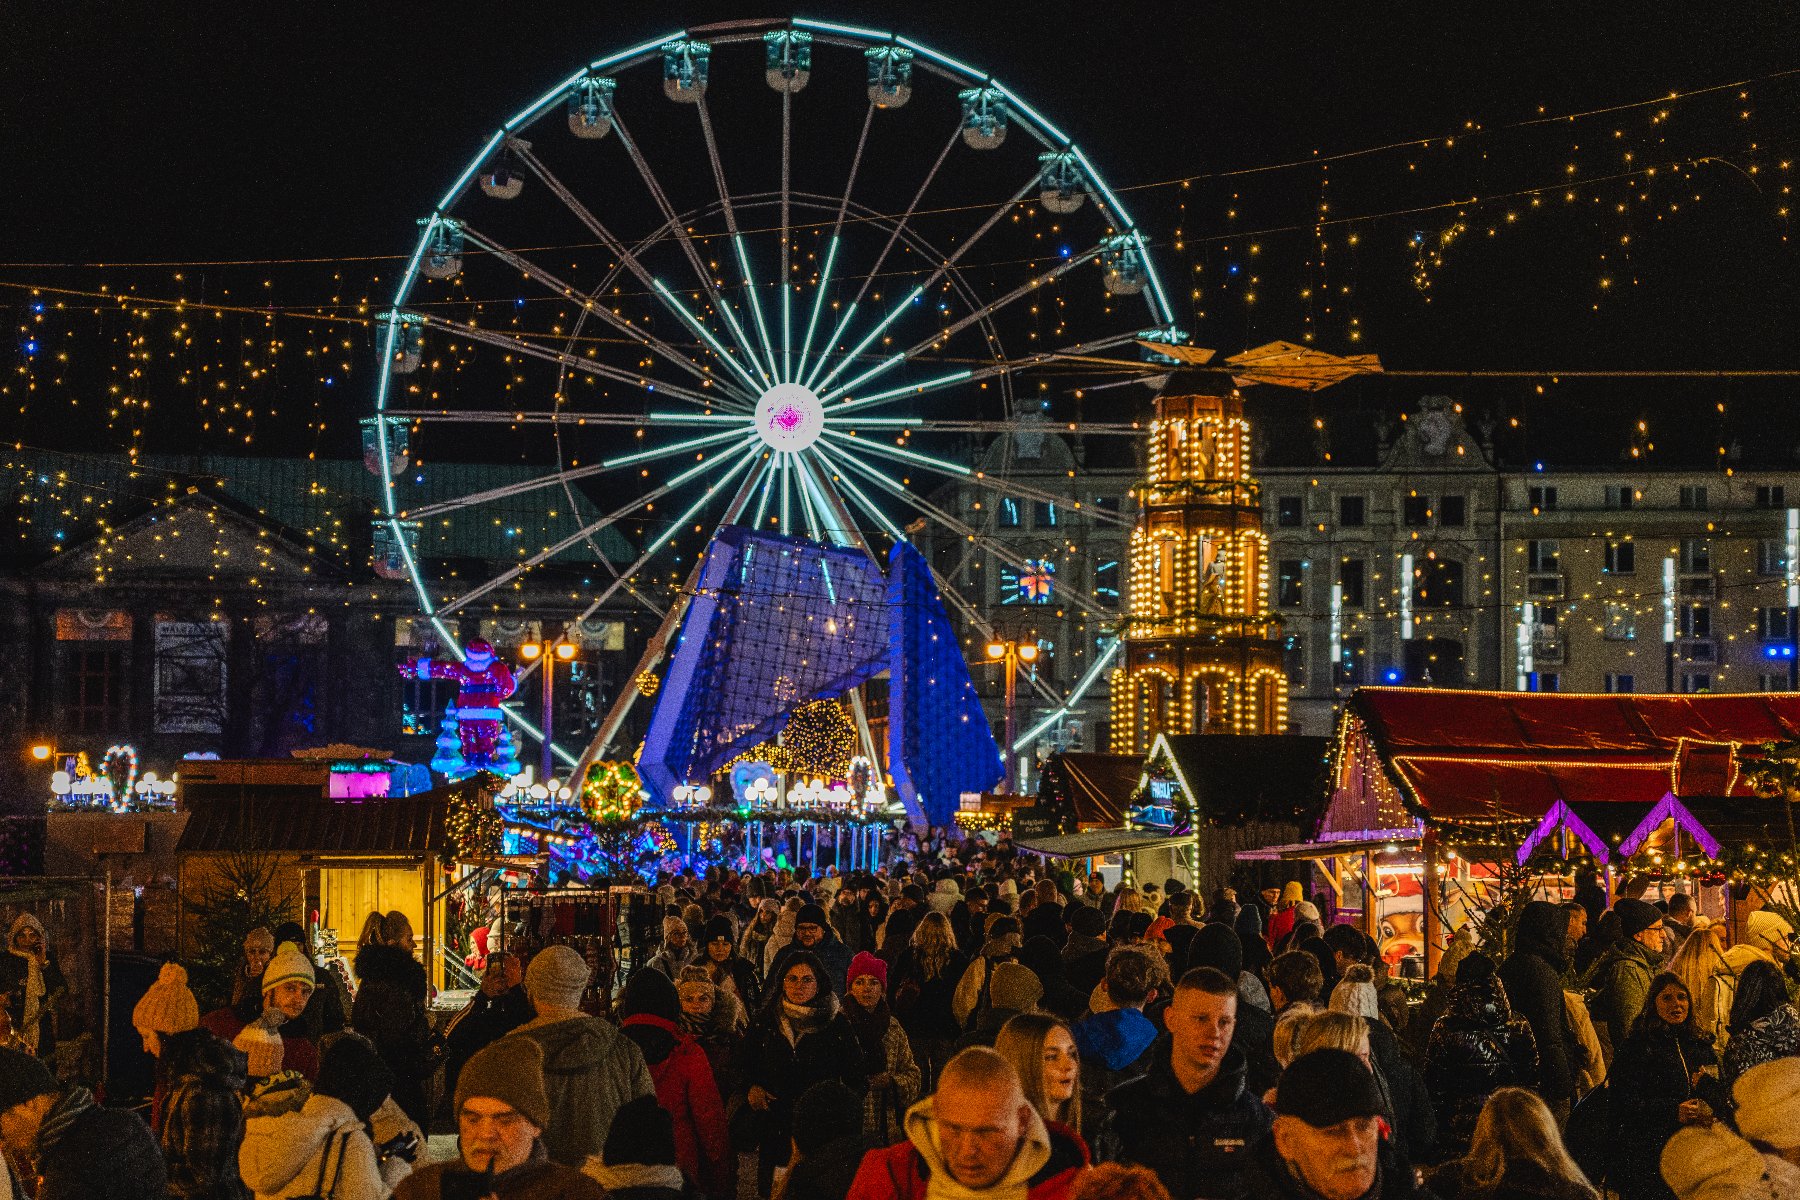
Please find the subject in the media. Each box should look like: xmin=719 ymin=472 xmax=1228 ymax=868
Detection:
xmin=519 ymin=639 xmax=578 ymax=780
xmin=985 ymin=639 xmax=1040 ymax=792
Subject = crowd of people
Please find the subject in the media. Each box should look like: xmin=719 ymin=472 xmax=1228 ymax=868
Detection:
xmin=4 ymin=836 xmax=1800 ymax=1200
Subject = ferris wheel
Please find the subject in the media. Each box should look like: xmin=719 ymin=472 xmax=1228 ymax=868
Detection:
xmin=366 ymin=17 xmax=1178 ymax=769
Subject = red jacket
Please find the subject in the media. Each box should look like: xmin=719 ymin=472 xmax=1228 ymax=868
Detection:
xmin=198 ymin=1007 xmax=319 ymax=1082
xmin=620 ymin=1013 xmax=729 ymax=1194
xmin=846 ymin=1120 xmax=1089 ymax=1200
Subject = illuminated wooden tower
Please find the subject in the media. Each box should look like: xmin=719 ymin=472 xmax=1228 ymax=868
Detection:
xmin=1111 ymin=381 xmax=1287 ymax=753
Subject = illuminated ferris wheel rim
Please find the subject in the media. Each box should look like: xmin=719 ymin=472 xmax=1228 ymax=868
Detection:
xmin=370 ymin=16 xmax=1176 ymax=763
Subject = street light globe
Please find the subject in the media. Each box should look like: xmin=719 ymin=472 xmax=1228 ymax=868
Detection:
xmin=29 ymin=744 xmax=52 ymax=761
xmin=986 ymin=642 xmax=1007 ymax=660
xmin=519 ymin=642 xmax=543 ymax=660
xmin=555 ymin=642 xmax=577 ymax=660
xmin=1017 ymin=643 xmax=1040 ymax=663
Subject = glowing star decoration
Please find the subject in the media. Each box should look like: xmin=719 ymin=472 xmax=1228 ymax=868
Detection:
xmin=754 ymin=382 xmax=824 ymax=452
xmin=400 ymin=640 xmax=518 ymax=779
xmin=581 ymin=760 xmax=645 ymax=824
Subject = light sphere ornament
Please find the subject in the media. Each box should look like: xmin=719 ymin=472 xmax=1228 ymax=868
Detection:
xmin=754 ymin=382 xmax=825 ymax=453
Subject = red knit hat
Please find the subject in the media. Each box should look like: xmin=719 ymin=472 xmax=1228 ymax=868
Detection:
xmin=847 ymin=951 xmax=887 ymax=989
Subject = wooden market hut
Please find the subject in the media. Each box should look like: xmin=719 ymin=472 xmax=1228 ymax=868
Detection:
xmin=1290 ymin=687 xmax=1800 ymax=975
xmin=176 ymin=773 xmax=480 ymax=990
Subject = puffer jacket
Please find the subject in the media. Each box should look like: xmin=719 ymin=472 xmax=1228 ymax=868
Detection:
xmin=619 ymin=1013 xmax=728 ymax=1196
xmin=239 ymin=1094 xmax=386 ymax=1200
xmin=1499 ymin=901 xmax=1582 ymax=1105
xmin=1098 ymin=1042 xmax=1273 ymax=1200
xmin=350 ymin=943 xmax=431 ymax=1124
xmin=1425 ymin=976 xmax=1540 ymax=1154
xmin=1723 ymin=1002 xmax=1800 ymax=1084
xmin=504 ymin=1015 xmax=655 ymax=1167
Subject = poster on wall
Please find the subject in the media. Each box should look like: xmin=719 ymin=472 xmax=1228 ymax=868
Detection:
xmin=154 ymin=620 xmax=228 ymax=733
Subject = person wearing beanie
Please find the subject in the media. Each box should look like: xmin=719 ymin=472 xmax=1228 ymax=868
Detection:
xmin=135 ymin=961 xmax=201 ymax=1057
xmin=1662 ymin=1121 xmax=1800 ymax=1200
xmin=0 ymin=1045 xmax=167 ymax=1200
xmin=1589 ymin=898 xmax=1671 ymax=1046
xmin=695 ymin=913 xmax=758 ymax=1015
xmin=578 ymin=1094 xmax=691 ymax=1199
xmin=1186 ymin=923 xmax=1278 ymax=1096
xmin=1264 ymin=881 xmax=1307 ymax=952
xmin=396 ymin=1038 xmax=604 ymax=1200
xmin=740 ymin=947 xmax=870 ymax=1195
xmin=231 ymin=928 xmax=277 ymax=1010
xmin=1723 ymin=909 xmax=1795 ymax=974
xmin=776 ymin=1080 xmax=868 ymax=1200
xmin=503 ymin=945 xmax=653 ymax=1167
xmin=842 ymin=950 xmax=924 ymax=1146
xmin=1240 ymin=1048 xmax=1428 ymax=1200
xmin=349 ymin=912 xmax=432 ymax=1126
xmin=1422 ymin=952 xmax=1540 ymax=1158
xmin=616 ymin=969 xmax=729 ymax=1196
xmin=767 ymin=901 xmax=854 ymax=995
xmin=1063 ymin=904 xmax=1110 ymax=996
xmin=159 ymin=1029 xmax=251 ymax=1200
xmin=201 ymin=940 xmax=320 ymax=1084
xmin=271 ymin=921 xmax=349 ymax=1045
xmin=648 ymin=913 xmax=699 ymax=980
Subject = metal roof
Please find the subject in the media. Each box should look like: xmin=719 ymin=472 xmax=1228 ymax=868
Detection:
xmin=176 ymin=784 xmax=467 ymax=856
xmin=1014 ymin=828 xmax=1194 ymax=859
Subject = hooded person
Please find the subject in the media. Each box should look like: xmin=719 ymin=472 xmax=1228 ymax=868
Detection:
xmin=501 ymin=945 xmax=654 ymax=1167
xmin=0 ymin=1046 xmax=166 ymax=1200
xmin=954 ymin=916 xmax=1026 ymax=1029
xmin=238 ymin=1033 xmax=394 ymax=1200
xmin=1423 ymin=953 xmax=1540 ymax=1157
xmin=1187 ymin=922 xmax=1279 ymax=1096
xmin=616 ymin=968 xmax=728 ymax=1197
xmin=231 ymin=930 xmax=277 ymax=1010
xmin=847 ymin=1047 xmax=1089 ymax=1200
xmin=202 ymin=940 xmax=321 ymax=1084
xmin=396 ymin=1037 xmax=605 ymax=1200
xmin=1723 ymin=910 xmax=1795 ymax=974
xmin=581 ymin=1095 xmax=693 ymax=1200
xmin=1 ymin=912 xmax=65 ymax=1059
xmin=158 ymin=1029 xmax=250 ymax=1200
xmin=959 ymin=962 xmax=1046 ymax=1050
xmin=1499 ymin=900 xmax=1583 ymax=1117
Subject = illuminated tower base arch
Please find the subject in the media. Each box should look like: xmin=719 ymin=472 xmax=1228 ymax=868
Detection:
xmin=1111 ymin=379 xmax=1287 ymax=753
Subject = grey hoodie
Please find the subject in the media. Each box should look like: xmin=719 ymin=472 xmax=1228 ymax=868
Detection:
xmin=505 ymin=1016 xmax=654 ymax=1167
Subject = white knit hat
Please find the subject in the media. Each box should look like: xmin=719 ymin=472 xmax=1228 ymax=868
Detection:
xmin=261 ymin=941 xmax=315 ymax=994
xmin=1661 ymin=1125 xmax=1781 ymax=1200
xmin=1734 ymin=1057 xmax=1800 ymax=1150
xmin=1746 ymin=911 xmax=1794 ymax=958
xmin=1329 ymin=965 xmax=1379 ymax=1020
xmin=234 ymin=1021 xmax=285 ymax=1078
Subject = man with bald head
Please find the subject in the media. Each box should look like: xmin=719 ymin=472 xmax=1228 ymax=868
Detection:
xmin=848 ymin=1046 xmax=1090 ymax=1199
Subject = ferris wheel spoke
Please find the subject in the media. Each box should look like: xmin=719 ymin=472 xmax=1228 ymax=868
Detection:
xmin=696 ymin=99 xmax=778 ymax=385
xmin=806 ymin=443 xmax=908 ymax=548
xmin=749 ymin=451 xmax=779 ymax=532
xmin=603 ymin=426 xmax=754 ymax=470
xmin=828 ymin=332 xmax=1145 ymax=417
xmin=649 ymin=281 xmax=769 ymax=397
xmin=612 ymin=111 xmax=767 ymax=381
xmin=825 ymin=244 xmax=1103 ymax=404
xmin=402 ymin=460 xmax=627 ymax=521
xmin=401 ymin=309 xmax=737 ymax=411
xmin=794 ymin=103 xmax=874 ymax=386
xmin=804 ymin=125 xmax=962 ymax=392
xmin=813 ymin=174 xmax=1036 ymax=402
xmin=459 ymin=221 xmax=748 ymax=403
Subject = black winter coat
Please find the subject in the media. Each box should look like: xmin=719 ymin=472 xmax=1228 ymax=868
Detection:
xmin=1499 ymin=901 xmax=1581 ymax=1105
xmin=1425 ymin=977 xmax=1540 ymax=1155
xmin=1606 ymin=1022 xmax=1724 ymax=1200
xmin=1098 ymin=1041 xmax=1272 ymax=1200
xmin=1425 ymin=1158 xmax=1596 ymax=1200
xmin=739 ymin=1000 xmax=869 ymax=1163
xmin=1369 ymin=1019 xmax=1438 ymax=1167
xmin=890 ymin=946 xmax=966 ymax=1042
xmin=768 ymin=931 xmax=854 ymax=996
xmin=36 ymin=1093 xmax=167 ymax=1200
xmin=351 ymin=943 xmax=433 ymax=1122
xmin=780 ymin=1135 xmax=869 ymax=1200
xmin=1238 ymin=1126 xmax=1431 ymax=1200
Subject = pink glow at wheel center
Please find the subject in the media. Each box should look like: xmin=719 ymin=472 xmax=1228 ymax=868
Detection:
xmin=754 ymin=382 xmax=825 ymax=452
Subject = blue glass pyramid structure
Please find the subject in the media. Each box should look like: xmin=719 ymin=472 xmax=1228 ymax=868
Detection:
xmin=639 ymin=527 xmax=1002 ymax=825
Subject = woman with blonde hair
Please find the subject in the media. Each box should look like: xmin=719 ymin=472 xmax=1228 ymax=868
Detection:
xmin=1291 ymin=1009 xmax=1371 ymax=1066
xmin=1425 ymin=1086 xmax=1598 ymax=1199
xmin=890 ymin=910 xmax=966 ymax=1088
xmin=1667 ymin=922 xmax=1733 ymax=1050
xmin=994 ymin=1012 xmax=1082 ymax=1136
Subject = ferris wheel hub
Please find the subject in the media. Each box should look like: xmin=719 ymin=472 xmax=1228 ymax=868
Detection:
xmin=754 ymin=382 xmax=826 ymax=453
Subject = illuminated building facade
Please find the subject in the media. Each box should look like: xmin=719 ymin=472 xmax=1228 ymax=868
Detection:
xmin=1112 ymin=380 xmax=1287 ymax=753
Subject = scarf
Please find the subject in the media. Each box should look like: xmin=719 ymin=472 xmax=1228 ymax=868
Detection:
xmin=34 ymin=1086 xmax=95 ymax=1161
xmin=8 ymin=921 xmax=46 ymax=1054
xmin=679 ymin=1006 xmax=712 ymax=1038
xmin=586 ymin=1162 xmax=685 ymax=1192
xmin=842 ymin=996 xmax=892 ymax=1074
xmin=779 ymin=994 xmax=834 ymax=1046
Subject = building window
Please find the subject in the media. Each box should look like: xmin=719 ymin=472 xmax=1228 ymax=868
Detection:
xmin=1093 ymin=560 xmax=1120 ymax=609
xmin=1276 ymin=495 xmax=1303 ymax=528
xmin=1416 ymin=558 xmax=1464 ymax=608
xmin=1002 ymin=559 xmax=1056 ymax=605
xmin=1092 ymin=496 xmax=1121 ymax=516
xmin=1338 ymin=495 xmax=1365 ymax=527
xmin=1439 ymin=495 xmax=1467 ymax=527
xmin=1683 ymin=672 xmax=1713 ymax=693
xmin=1338 ymin=559 xmax=1366 ymax=608
xmin=1758 ymin=539 xmax=1788 ymax=578
xmin=1032 ymin=500 xmax=1060 ymax=529
xmin=1680 ymin=604 xmax=1712 ymax=638
xmin=1757 ymin=485 xmax=1786 ymax=509
xmin=1528 ymin=539 xmax=1560 ymax=574
xmin=62 ymin=645 xmax=127 ymax=734
xmin=154 ymin=620 xmax=228 ymax=735
xmin=1605 ymin=673 xmax=1635 ymax=694
xmin=1760 ymin=672 xmax=1791 ymax=691
xmin=1604 ymin=602 xmax=1637 ymax=641
xmin=1530 ymin=672 xmax=1561 ymax=693
xmin=1759 ymin=607 xmax=1794 ymax=642
xmin=1338 ymin=635 xmax=1367 ymax=686
xmin=1529 ymin=485 xmax=1558 ymax=512
xmin=1403 ymin=494 xmax=1430 ymax=527
xmin=1604 ymin=541 xmax=1636 ymax=575
xmin=1605 ymin=485 xmax=1636 ymax=509
xmin=997 ymin=498 xmax=1022 ymax=528
xmin=1680 ymin=538 xmax=1711 ymax=575
xmin=1680 ymin=485 xmax=1709 ymax=510
xmin=1277 ymin=560 xmax=1306 ymax=608
xmin=1283 ymin=634 xmax=1308 ymax=690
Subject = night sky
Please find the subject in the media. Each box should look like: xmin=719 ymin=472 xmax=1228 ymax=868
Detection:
xmin=5 ymin=2 xmax=1799 ymax=471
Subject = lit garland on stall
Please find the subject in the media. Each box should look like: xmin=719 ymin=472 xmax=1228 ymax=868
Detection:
xmin=447 ymin=785 xmax=505 ymax=859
